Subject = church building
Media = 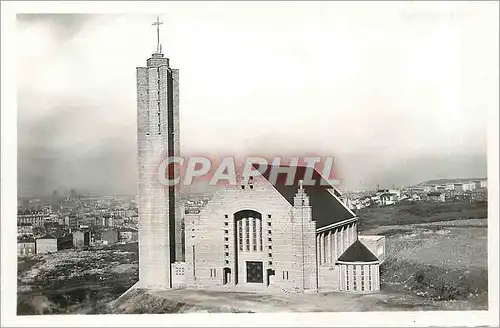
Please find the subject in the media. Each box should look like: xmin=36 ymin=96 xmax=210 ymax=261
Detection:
xmin=179 ymin=166 xmax=385 ymax=293
xmin=135 ymin=18 xmax=385 ymax=294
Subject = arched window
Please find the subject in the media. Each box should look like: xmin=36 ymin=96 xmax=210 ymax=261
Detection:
xmin=234 ymin=210 xmax=262 ymax=252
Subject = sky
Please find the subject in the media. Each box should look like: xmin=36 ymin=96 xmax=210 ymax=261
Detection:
xmin=16 ymin=2 xmax=497 ymax=196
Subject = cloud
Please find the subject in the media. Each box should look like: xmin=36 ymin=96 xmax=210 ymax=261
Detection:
xmin=16 ymin=3 xmax=494 ymax=195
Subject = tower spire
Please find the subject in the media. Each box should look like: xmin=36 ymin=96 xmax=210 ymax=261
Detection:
xmin=152 ymin=16 xmax=163 ymax=54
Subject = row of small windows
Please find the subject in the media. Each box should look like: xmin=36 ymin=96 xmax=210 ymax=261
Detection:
xmin=282 ymin=271 xmax=289 ymax=280
xmin=345 ymin=265 xmax=373 ymax=292
xmin=209 ymin=268 xmax=217 ymax=278
xmin=223 ymin=220 xmax=230 ymax=265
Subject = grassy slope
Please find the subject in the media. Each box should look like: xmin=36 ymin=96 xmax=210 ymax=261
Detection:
xmin=357 ymin=202 xmax=488 ymax=309
xmin=357 ymin=201 xmax=487 ymax=231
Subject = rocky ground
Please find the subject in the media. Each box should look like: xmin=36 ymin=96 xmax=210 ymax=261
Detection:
xmin=17 ymin=243 xmax=138 ymax=315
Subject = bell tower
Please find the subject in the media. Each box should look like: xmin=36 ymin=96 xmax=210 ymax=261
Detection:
xmin=136 ymin=16 xmax=181 ymax=288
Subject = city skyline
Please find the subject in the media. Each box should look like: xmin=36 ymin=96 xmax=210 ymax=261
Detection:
xmin=17 ymin=3 xmax=494 ymax=195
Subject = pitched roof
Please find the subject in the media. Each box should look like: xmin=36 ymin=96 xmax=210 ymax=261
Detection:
xmin=337 ymin=239 xmax=379 ymax=263
xmin=37 ymin=234 xmax=57 ymax=240
xmin=119 ymin=227 xmax=138 ymax=232
xmin=255 ymin=164 xmax=355 ymax=229
xmin=18 ymin=238 xmax=35 ymax=243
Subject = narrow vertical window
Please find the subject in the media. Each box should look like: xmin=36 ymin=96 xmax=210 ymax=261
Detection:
xmin=346 ymin=266 xmax=350 ymax=291
xmin=369 ymin=266 xmax=372 ymax=291
xmin=245 ymin=219 xmax=250 ymax=251
xmin=259 ymin=218 xmax=263 ymax=251
xmin=252 ymin=218 xmax=257 ymax=251
xmin=238 ymin=220 xmax=243 ymax=251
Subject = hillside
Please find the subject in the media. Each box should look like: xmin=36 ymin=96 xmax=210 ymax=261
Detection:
xmin=420 ymin=178 xmax=486 ymax=185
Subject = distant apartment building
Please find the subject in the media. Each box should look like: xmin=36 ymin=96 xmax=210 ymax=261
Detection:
xmin=462 ymin=182 xmax=476 ymax=191
xmin=102 ymin=229 xmax=119 ymax=246
xmin=426 ymin=192 xmax=446 ymax=203
xmin=36 ymin=234 xmax=58 ymax=254
xmin=119 ymin=227 xmax=138 ymax=242
xmin=473 ymin=180 xmax=488 ymax=189
xmin=17 ymin=210 xmax=45 ymax=228
xmin=435 ymin=185 xmax=447 ymax=191
xmin=445 ymin=183 xmax=455 ymax=190
xmin=17 ymin=223 xmax=34 ymax=238
xmin=379 ymin=193 xmax=397 ymax=206
xmin=73 ymin=230 xmax=90 ymax=248
xmin=64 ymin=216 xmax=78 ymax=231
xmin=101 ymin=216 xmax=114 ymax=227
xmin=17 ymin=238 xmax=36 ymax=256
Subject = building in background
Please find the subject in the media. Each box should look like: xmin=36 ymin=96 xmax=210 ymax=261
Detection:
xmin=17 ymin=210 xmax=45 ymax=228
xmin=426 ymin=192 xmax=446 ymax=203
xmin=119 ymin=227 xmax=138 ymax=242
xmin=379 ymin=192 xmax=397 ymax=206
xmin=17 ymin=238 xmax=36 ymax=256
xmin=102 ymin=229 xmax=119 ymax=246
xmin=462 ymin=182 xmax=476 ymax=191
xmin=36 ymin=234 xmax=58 ymax=254
xmin=17 ymin=223 xmax=34 ymax=238
xmin=73 ymin=230 xmax=90 ymax=248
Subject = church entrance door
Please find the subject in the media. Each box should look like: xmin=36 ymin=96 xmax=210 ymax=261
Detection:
xmin=246 ymin=261 xmax=263 ymax=283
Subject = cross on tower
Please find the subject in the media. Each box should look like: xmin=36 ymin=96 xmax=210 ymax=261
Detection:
xmin=152 ymin=16 xmax=163 ymax=54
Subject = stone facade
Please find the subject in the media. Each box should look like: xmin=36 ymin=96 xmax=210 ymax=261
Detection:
xmin=180 ymin=172 xmax=384 ymax=294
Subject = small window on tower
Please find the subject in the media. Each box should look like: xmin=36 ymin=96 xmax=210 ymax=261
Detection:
xmin=268 ymin=214 xmax=272 ymax=219
xmin=241 ymin=185 xmax=245 ymax=190
xmin=249 ymin=185 xmax=254 ymax=189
